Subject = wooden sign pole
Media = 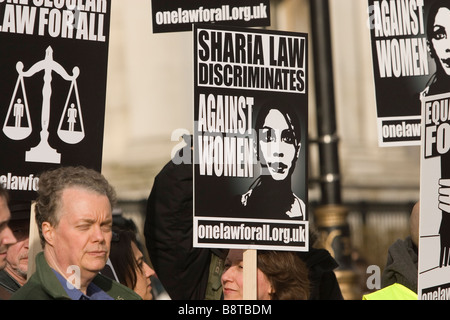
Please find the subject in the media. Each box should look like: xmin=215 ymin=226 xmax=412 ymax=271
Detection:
xmin=27 ymin=202 xmax=42 ymax=277
xmin=243 ymin=249 xmax=257 ymax=300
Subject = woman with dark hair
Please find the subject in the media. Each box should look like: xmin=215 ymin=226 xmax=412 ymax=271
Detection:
xmin=238 ymin=103 xmax=306 ymax=219
xmin=109 ymin=229 xmax=155 ymax=300
xmin=257 ymin=250 xmax=310 ymax=300
xmin=221 ymin=249 xmax=310 ymax=300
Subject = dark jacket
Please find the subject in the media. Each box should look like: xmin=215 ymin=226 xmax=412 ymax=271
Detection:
xmin=10 ymin=252 xmax=141 ymax=300
xmin=0 ymin=269 xmax=21 ymax=300
xmin=381 ymin=236 xmax=418 ymax=292
xmin=145 ymin=157 xmax=226 ymax=300
xmin=298 ymin=248 xmax=343 ymax=300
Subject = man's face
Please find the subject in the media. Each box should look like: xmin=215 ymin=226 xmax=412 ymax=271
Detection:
xmin=259 ymin=109 xmax=299 ymax=181
xmin=431 ymin=8 xmax=450 ymax=76
xmin=5 ymin=219 xmax=29 ymax=279
xmin=48 ymin=187 xmax=113 ymax=281
xmin=0 ymin=197 xmax=16 ymax=270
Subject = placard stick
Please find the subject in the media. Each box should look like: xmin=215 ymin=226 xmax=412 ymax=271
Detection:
xmin=243 ymin=249 xmax=257 ymax=300
xmin=27 ymin=202 xmax=42 ymax=277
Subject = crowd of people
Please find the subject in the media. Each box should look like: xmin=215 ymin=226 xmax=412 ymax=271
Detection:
xmin=5 ymin=0 xmax=450 ymax=302
xmin=0 ymin=156 xmax=424 ymax=301
xmin=0 ymin=164 xmax=347 ymax=300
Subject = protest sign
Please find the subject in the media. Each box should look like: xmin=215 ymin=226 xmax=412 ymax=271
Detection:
xmin=419 ymin=92 xmax=450 ymax=300
xmin=0 ymin=0 xmax=111 ymax=202
xmin=193 ymin=24 xmax=309 ymax=251
xmin=368 ymin=0 xmax=432 ymax=146
xmin=416 ymin=0 xmax=450 ymax=299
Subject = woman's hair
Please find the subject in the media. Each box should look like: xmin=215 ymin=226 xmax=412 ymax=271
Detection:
xmin=257 ymin=251 xmax=310 ymax=300
xmin=109 ymin=229 xmax=140 ymax=289
xmin=35 ymin=166 xmax=117 ymax=247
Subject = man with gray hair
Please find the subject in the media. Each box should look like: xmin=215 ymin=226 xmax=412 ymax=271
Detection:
xmin=11 ymin=166 xmax=141 ymax=300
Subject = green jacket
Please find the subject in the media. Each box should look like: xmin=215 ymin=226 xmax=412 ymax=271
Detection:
xmin=10 ymin=252 xmax=141 ymax=300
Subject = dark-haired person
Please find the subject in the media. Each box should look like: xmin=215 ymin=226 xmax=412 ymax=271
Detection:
xmin=108 ymin=229 xmax=156 ymax=300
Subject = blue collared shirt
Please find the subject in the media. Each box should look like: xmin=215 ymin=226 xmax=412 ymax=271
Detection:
xmin=53 ymin=269 xmax=114 ymax=300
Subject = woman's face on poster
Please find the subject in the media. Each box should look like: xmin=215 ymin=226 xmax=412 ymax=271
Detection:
xmin=431 ymin=7 xmax=450 ymax=76
xmin=259 ymin=109 xmax=299 ymax=181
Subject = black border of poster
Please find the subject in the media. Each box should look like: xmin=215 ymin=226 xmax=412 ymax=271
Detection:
xmin=368 ymin=0 xmax=437 ymax=147
xmin=192 ymin=24 xmax=309 ymax=251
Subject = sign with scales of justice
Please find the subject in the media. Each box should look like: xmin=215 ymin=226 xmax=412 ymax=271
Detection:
xmin=0 ymin=0 xmax=112 ymax=279
xmin=0 ymin=1 xmax=111 ymax=203
xmin=3 ymin=46 xmax=85 ymax=164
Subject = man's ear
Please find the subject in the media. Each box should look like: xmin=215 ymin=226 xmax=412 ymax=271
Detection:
xmin=42 ymin=222 xmax=54 ymax=246
xmin=268 ymin=283 xmax=275 ymax=298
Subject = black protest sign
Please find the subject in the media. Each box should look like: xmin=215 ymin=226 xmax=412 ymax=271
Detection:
xmin=0 ymin=1 xmax=111 ymax=201
xmin=419 ymin=91 xmax=450 ymax=299
xmin=368 ymin=0 xmax=433 ymax=146
xmin=193 ymin=24 xmax=309 ymax=251
xmin=151 ymin=0 xmax=270 ymax=33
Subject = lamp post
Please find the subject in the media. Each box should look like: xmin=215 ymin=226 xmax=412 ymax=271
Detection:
xmin=309 ymin=0 xmax=360 ymax=300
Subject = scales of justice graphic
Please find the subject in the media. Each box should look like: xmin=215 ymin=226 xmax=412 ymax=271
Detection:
xmin=2 ymin=46 xmax=85 ymax=164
